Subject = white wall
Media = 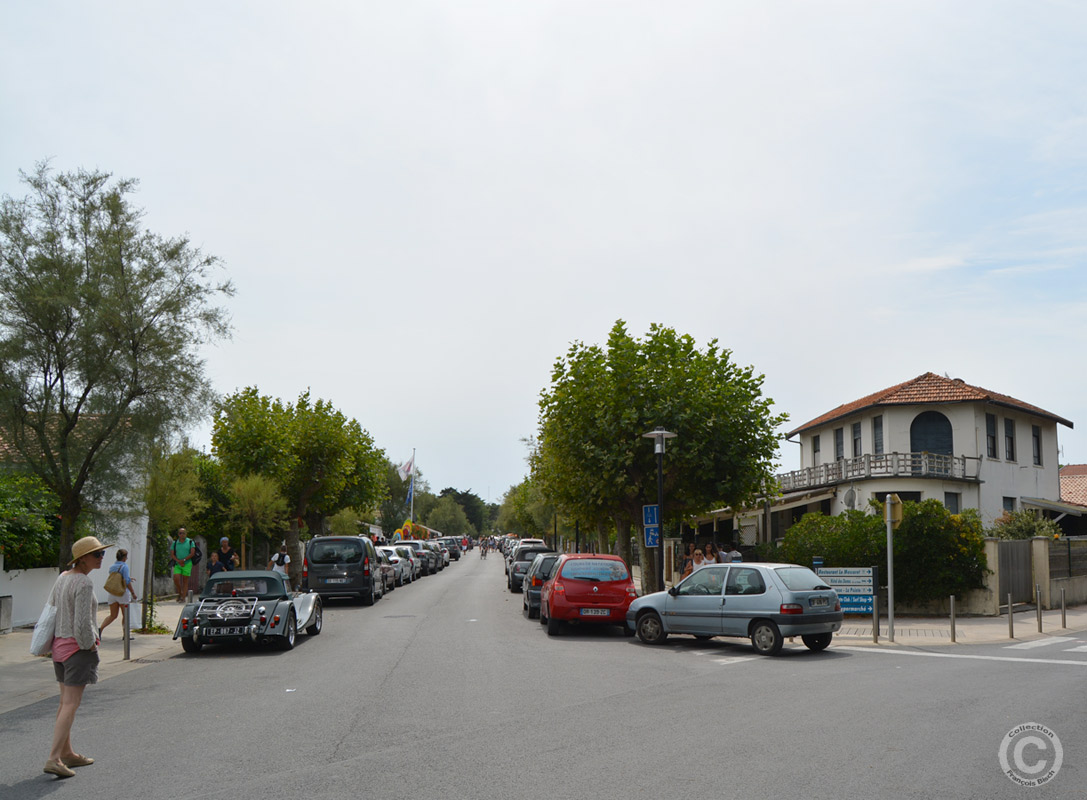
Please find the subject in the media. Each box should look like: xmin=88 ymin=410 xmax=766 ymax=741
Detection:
xmin=0 ymin=511 xmax=149 ymax=629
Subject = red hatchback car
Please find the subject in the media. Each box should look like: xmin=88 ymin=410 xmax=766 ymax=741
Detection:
xmin=539 ymin=554 xmax=638 ymax=636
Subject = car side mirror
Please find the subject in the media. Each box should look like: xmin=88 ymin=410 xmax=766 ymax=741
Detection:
xmin=668 ymin=586 xmax=679 ymax=596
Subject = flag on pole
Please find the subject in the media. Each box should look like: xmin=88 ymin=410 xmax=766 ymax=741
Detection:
xmin=405 ymin=474 xmax=414 ymax=509
xmin=397 ymin=456 xmax=414 ymax=482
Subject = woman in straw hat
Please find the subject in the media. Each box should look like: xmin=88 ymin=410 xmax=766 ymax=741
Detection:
xmin=43 ymin=536 xmax=110 ymax=779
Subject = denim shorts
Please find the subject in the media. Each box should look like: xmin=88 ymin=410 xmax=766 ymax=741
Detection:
xmin=53 ymin=649 xmax=99 ymax=686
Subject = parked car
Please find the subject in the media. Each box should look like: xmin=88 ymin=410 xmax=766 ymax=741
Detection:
xmin=426 ymin=541 xmax=447 ymax=570
xmin=174 ymin=570 xmax=322 ymax=653
xmin=302 ymin=535 xmax=385 ymax=604
xmin=439 ymin=537 xmax=462 ymax=561
xmin=394 ymin=545 xmax=420 ymax=581
xmin=522 ymin=552 xmax=560 ymax=619
xmin=381 ymin=546 xmax=414 ymax=585
xmin=376 ymin=548 xmax=396 ymax=594
xmin=398 ymin=540 xmax=439 ymax=575
xmin=508 ymin=545 xmax=555 ymax=593
xmin=625 ymin=562 xmax=843 ymax=655
xmin=539 ymin=554 xmax=638 ymax=636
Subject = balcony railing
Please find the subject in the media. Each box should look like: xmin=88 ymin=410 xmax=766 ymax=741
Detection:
xmin=777 ymin=452 xmax=980 ymax=493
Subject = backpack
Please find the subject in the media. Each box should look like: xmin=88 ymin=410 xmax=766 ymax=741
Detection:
xmin=192 ymin=542 xmax=202 ymax=565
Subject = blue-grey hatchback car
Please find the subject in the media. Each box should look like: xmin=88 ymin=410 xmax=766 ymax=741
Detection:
xmin=626 ymin=562 xmax=842 ymax=655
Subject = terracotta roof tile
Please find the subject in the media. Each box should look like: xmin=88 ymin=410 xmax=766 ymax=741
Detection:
xmin=1060 ymin=467 xmax=1087 ymax=507
xmin=788 ymin=372 xmax=1073 ymax=437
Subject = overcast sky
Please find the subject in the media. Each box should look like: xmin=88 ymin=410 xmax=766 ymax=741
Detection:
xmin=3 ymin=2 xmax=1086 ymax=504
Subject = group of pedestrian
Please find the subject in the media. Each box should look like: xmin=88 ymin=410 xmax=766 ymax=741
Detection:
xmin=680 ymin=541 xmax=743 ymax=579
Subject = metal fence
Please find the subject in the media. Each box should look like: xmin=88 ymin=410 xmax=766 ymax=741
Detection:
xmin=1049 ymin=538 xmax=1087 ymax=579
xmin=999 ymin=539 xmax=1033 ymax=605
xmin=779 ymin=452 xmax=980 ymax=492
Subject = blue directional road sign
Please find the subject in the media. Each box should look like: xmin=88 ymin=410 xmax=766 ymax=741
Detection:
xmin=643 ymin=504 xmax=659 ymax=526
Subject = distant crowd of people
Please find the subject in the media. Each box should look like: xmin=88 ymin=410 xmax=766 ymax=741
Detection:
xmin=680 ymin=541 xmax=742 ymax=579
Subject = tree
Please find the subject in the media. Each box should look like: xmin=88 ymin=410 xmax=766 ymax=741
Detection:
xmin=0 ymin=469 xmax=59 ymax=569
xmin=144 ymin=443 xmax=208 ymax=575
xmin=212 ymin=387 xmax=386 ymax=585
xmin=228 ymin=473 xmax=288 ymax=568
xmin=534 ymin=321 xmax=787 ymax=592
xmin=0 ymin=164 xmax=233 ymax=564
xmin=987 ymin=509 xmax=1061 ymax=540
xmin=425 ymin=495 xmax=476 ymax=538
xmin=439 ymin=487 xmax=486 ymax=532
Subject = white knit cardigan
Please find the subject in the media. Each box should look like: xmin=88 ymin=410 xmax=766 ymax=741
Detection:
xmin=51 ymin=571 xmax=99 ymax=650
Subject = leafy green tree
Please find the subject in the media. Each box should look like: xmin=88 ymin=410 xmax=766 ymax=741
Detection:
xmin=439 ymin=487 xmax=486 ymax=532
xmin=228 ymin=473 xmax=288 ymax=568
xmin=144 ymin=443 xmax=208 ymax=576
xmin=779 ymin=509 xmax=885 ymax=568
xmin=425 ymin=495 xmax=477 ymax=538
xmin=987 ymin=509 xmax=1060 ymax=540
xmin=212 ymin=387 xmax=385 ymax=585
xmin=534 ymin=321 xmax=786 ymax=591
xmin=0 ymin=469 xmax=59 ymax=569
xmin=0 ymin=164 xmax=233 ymax=564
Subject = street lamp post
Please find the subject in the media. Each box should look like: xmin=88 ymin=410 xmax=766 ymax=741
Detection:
xmin=642 ymin=426 xmax=677 ymax=593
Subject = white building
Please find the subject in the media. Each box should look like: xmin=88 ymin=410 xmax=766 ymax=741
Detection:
xmin=696 ymin=373 xmax=1078 ymax=544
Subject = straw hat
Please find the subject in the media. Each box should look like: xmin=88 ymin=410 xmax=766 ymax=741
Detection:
xmin=70 ymin=536 xmax=111 ymax=564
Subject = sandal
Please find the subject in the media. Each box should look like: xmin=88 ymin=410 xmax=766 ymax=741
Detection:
xmin=44 ymin=759 xmax=76 ymax=778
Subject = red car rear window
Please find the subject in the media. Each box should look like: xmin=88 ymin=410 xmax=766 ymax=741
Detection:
xmin=560 ymin=559 xmax=629 ymax=582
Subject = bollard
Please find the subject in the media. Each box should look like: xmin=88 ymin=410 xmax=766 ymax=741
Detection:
xmin=1062 ymin=588 xmax=1067 ymax=629
xmin=1008 ymin=593 xmax=1014 ymax=639
xmin=122 ymin=604 xmax=130 ymax=662
xmin=873 ymin=594 xmax=879 ymax=644
xmin=1036 ymin=583 xmax=1043 ymax=633
xmin=950 ymin=595 xmax=956 ymax=643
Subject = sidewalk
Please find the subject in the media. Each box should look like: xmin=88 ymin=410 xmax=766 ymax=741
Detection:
xmin=834 ymin=604 xmax=1087 ymax=646
xmin=0 ymin=599 xmax=185 ymax=715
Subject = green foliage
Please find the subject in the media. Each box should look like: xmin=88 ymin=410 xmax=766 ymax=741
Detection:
xmin=144 ymin=443 xmax=208 ymax=574
xmin=496 ymin=478 xmax=550 ymax=538
xmin=328 ymin=508 xmax=367 ymax=537
xmin=987 ymin=509 xmax=1061 ymax=540
xmin=228 ymin=473 xmax=288 ymax=568
xmin=779 ymin=500 xmax=988 ymax=604
xmin=439 ymin=487 xmax=486 ymax=532
xmin=425 ymin=495 xmax=477 ymax=538
xmin=0 ymin=470 xmax=59 ymax=569
xmin=0 ymin=163 xmax=233 ymax=564
xmin=779 ymin=509 xmax=885 ymax=568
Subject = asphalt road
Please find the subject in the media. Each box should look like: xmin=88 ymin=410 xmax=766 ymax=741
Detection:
xmin=3 ymin=555 xmax=1085 ymax=800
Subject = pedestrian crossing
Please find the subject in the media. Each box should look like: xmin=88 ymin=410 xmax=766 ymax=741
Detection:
xmin=1004 ymin=636 xmax=1086 ymax=653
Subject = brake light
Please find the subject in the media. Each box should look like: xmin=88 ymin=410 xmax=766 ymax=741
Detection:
xmin=182 ymin=617 xmax=190 ymax=630
xmin=627 ymin=586 xmax=637 ymax=597
xmin=553 ymin=582 xmax=565 ymax=594
xmin=780 ymin=603 xmax=803 ymax=615
xmin=272 ymin=614 xmax=280 ymax=628
xmin=260 ymin=615 xmax=267 ymax=624
xmin=363 ymin=556 xmax=370 ymax=577
xmin=303 ymin=556 xmax=308 ymax=580
xmin=531 ymin=577 xmax=542 ymax=587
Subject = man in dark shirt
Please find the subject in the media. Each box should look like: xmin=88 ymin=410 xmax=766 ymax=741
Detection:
xmin=217 ymin=537 xmax=240 ymax=570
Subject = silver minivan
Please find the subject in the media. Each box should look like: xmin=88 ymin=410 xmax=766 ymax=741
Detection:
xmin=625 ymin=562 xmax=842 ymax=655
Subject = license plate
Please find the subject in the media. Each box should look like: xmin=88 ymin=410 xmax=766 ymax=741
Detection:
xmin=580 ymin=608 xmax=610 ymax=616
xmin=209 ymin=626 xmax=246 ymax=635
xmin=809 ymin=596 xmax=828 ymax=607
xmin=325 ymin=578 xmax=350 ymax=584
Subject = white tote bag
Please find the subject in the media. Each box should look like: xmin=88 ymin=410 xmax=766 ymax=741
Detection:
xmin=29 ymin=580 xmax=59 ymax=656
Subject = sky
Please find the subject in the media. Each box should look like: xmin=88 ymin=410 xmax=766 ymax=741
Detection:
xmin=3 ymin=1 xmax=1087 ymax=505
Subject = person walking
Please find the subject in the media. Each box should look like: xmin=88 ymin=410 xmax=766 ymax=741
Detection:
xmin=43 ymin=535 xmax=110 ymax=778
xmin=170 ymin=528 xmax=196 ymax=602
xmin=99 ymin=549 xmax=137 ymax=639
xmin=268 ymin=543 xmax=291 ymax=575
xmin=217 ymin=537 xmax=239 ymax=570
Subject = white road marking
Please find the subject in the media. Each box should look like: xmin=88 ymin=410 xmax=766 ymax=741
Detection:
xmin=835 ymin=646 xmax=1087 ymax=667
xmin=1063 ymin=645 xmax=1087 ymax=652
xmin=1004 ymin=637 xmax=1077 ymax=650
xmin=712 ymin=657 xmax=755 ymax=666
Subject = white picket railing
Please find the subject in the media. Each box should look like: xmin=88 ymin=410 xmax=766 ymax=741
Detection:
xmin=778 ymin=452 xmax=980 ymax=492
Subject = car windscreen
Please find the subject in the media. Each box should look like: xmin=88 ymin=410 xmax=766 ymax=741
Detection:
xmin=394 ymin=548 xmax=413 ymax=559
xmin=204 ymin=577 xmax=280 ymax=598
xmin=309 ymin=540 xmax=365 ymax=564
xmin=533 ymin=555 xmax=560 ymax=578
xmin=517 ymin=549 xmax=554 ymax=563
xmin=774 ymin=566 xmax=832 ymax=591
xmin=560 ymin=559 xmax=629 ymax=582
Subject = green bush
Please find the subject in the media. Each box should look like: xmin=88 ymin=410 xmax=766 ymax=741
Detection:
xmin=987 ymin=509 xmax=1060 ymax=540
xmin=778 ymin=499 xmax=987 ymax=604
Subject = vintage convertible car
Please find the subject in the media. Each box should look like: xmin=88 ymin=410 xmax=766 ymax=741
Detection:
xmin=174 ymin=570 xmax=322 ymax=653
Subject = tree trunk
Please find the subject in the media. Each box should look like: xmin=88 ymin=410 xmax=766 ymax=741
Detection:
xmin=57 ymin=495 xmax=82 ymax=568
xmin=285 ymin=517 xmax=302 ymax=590
xmin=616 ymin=518 xmax=631 ymax=565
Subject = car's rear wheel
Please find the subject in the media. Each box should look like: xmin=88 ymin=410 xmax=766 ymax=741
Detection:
xmin=750 ymin=620 xmax=783 ymax=656
xmin=802 ymin=632 xmax=832 ymax=652
xmin=361 ymin=583 xmax=376 ymax=606
xmin=306 ymin=601 xmax=323 ymax=636
xmin=279 ymin=611 xmax=296 ymax=650
xmin=636 ymin=612 xmax=668 ymax=645
xmin=546 ymin=615 xmax=562 ymax=636
xmin=181 ymin=637 xmax=202 ymax=654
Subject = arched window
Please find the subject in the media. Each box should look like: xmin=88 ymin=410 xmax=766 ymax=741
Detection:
xmin=910 ymin=411 xmax=953 ymax=455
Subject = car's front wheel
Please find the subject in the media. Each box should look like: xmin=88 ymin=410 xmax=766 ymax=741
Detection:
xmin=181 ymin=637 xmax=202 ymax=654
xmin=750 ymin=620 xmax=783 ymax=656
xmin=306 ymin=601 xmax=323 ymax=636
xmin=802 ymin=632 xmax=832 ymax=652
xmin=636 ymin=612 xmax=668 ymax=645
xmin=279 ymin=611 xmax=297 ymax=650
